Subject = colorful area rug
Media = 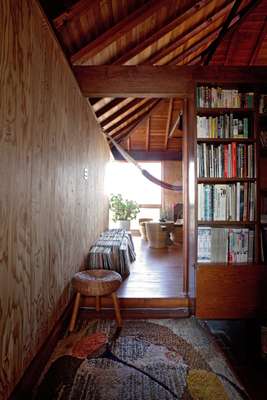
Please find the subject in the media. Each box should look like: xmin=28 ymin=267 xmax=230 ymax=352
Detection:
xmin=34 ymin=318 xmax=249 ymax=400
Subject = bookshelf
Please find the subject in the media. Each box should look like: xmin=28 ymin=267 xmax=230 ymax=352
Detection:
xmin=258 ymin=94 xmax=267 ymax=264
xmin=195 ymin=83 xmax=267 ymax=319
xmin=196 ymin=86 xmax=257 ymax=265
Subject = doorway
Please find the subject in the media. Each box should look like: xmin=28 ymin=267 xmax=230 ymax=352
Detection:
xmin=104 ymin=97 xmax=185 ymax=300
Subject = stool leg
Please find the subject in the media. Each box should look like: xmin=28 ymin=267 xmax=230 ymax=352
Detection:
xmin=111 ymin=292 xmax=122 ymax=327
xmin=69 ymin=292 xmax=81 ymax=333
xmin=95 ymin=295 xmax=101 ymax=312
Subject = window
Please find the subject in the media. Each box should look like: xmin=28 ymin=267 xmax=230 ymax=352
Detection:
xmin=106 ymin=161 xmax=162 ymax=229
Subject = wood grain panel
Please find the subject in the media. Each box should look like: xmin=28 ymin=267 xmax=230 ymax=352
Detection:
xmin=0 ymin=1 xmax=109 ymax=398
xmin=196 ymin=266 xmax=267 ymax=318
xmin=161 ymin=161 xmax=183 ymax=213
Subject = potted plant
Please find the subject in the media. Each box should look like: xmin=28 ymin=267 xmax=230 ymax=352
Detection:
xmin=109 ymin=194 xmax=140 ymax=230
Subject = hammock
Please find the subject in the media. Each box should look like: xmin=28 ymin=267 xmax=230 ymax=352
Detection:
xmin=104 ymin=132 xmax=182 ymax=192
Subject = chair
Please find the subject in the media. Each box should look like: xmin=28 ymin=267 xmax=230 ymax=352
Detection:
xmin=138 ymin=218 xmax=153 ymax=240
xmin=145 ymin=222 xmax=169 ymax=249
xmin=69 ymin=269 xmax=122 ymax=332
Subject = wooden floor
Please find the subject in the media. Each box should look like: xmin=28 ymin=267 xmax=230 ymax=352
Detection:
xmin=117 ymin=235 xmax=183 ymax=298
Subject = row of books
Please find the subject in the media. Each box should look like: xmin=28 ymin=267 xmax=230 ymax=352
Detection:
xmin=198 ymin=183 xmax=255 ymax=222
xmin=196 ymin=86 xmax=254 ymax=109
xmin=197 ymin=143 xmax=255 ymax=178
xmin=198 ymin=227 xmax=254 ymax=263
xmin=197 ymin=115 xmax=251 ymax=138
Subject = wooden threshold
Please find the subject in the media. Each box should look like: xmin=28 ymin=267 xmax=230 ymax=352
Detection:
xmin=80 ymin=307 xmax=190 ymax=319
xmin=81 ymin=296 xmax=189 ymax=309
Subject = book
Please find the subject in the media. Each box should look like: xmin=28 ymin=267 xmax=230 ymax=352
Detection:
xmin=197 ymin=227 xmax=254 ymax=263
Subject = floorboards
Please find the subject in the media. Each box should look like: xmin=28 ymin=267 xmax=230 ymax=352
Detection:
xmin=117 ymin=235 xmax=183 ymax=298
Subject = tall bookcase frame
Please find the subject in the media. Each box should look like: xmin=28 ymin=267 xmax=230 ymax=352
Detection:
xmin=194 ymin=82 xmax=267 ymax=319
xmin=196 ymin=85 xmax=259 ymax=264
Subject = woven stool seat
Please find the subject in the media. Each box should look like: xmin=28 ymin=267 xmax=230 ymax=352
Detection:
xmin=72 ymin=270 xmax=122 ymax=297
xmin=69 ymin=269 xmax=123 ymax=332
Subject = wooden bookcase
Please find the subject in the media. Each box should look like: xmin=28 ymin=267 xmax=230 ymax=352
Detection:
xmin=258 ymin=93 xmax=267 ymax=265
xmin=195 ymin=84 xmax=267 ymax=318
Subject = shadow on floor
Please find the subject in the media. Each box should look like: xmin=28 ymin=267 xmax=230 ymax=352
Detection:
xmin=205 ymin=319 xmax=267 ymax=400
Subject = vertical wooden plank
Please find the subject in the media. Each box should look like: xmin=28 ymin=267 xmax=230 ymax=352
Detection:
xmin=183 ymin=92 xmax=197 ymax=299
xmin=164 ymin=99 xmax=173 ymax=149
xmin=146 ymin=116 xmax=150 ymax=151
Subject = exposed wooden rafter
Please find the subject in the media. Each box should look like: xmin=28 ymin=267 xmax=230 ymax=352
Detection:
xmin=114 ymin=100 xmax=162 ymax=142
xmin=100 ymin=98 xmax=143 ymax=128
xmin=105 ymin=99 xmax=156 ymax=134
xmin=112 ymin=0 xmax=213 ymax=65
xmin=53 ymin=0 xmax=99 ymax=30
xmin=249 ymin=17 xmax=267 ymax=65
xmin=165 ymin=99 xmax=173 ymax=149
xmin=143 ymin=0 xmax=234 ymax=66
xmin=203 ymin=0 xmax=243 ymax=65
xmin=202 ymin=0 xmax=262 ymax=65
xmin=146 ymin=117 xmax=150 ymax=152
xmin=168 ymin=27 xmax=220 ymax=66
xmin=70 ymin=0 xmax=170 ymax=65
xmin=95 ymin=98 xmax=125 ymax=118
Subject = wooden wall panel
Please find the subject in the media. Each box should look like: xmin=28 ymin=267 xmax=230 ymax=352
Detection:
xmin=0 ymin=1 xmax=109 ymax=398
xmin=161 ymin=161 xmax=183 ymax=214
xmin=196 ymin=266 xmax=267 ymax=319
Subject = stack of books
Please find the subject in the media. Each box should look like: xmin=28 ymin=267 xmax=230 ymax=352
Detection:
xmin=197 ymin=115 xmax=250 ymax=138
xmin=198 ymin=183 xmax=255 ymax=222
xmin=197 ymin=143 xmax=255 ymax=178
xmin=198 ymin=227 xmax=254 ymax=263
xmin=196 ymin=86 xmax=254 ymax=108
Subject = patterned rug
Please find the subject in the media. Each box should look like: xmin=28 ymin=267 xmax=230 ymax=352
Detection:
xmin=34 ymin=318 xmax=249 ymax=400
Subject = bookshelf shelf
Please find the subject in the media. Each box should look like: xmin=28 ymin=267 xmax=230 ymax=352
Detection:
xmin=197 ymin=262 xmax=255 ymax=268
xmin=197 ymin=138 xmax=255 ymax=143
xmin=197 ymin=178 xmax=256 ymax=183
xmin=198 ymin=221 xmax=256 ymax=226
xmin=197 ymin=107 xmax=254 ymax=114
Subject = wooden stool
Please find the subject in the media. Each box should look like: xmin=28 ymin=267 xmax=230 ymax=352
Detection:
xmin=69 ymin=269 xmax=122 ymax=332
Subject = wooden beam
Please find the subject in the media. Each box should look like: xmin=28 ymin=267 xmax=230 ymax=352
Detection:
xmin=168 ymin=28 xmax=220 ymax=66
xmin=115 ymin=100 xmax=162 ymax=142
xmin=100 ymin=98 xmax=143 ymax=128
xmin=74 ymin=66 xmax=267 ymax=97
xmin=111 ymin=149 xmax=182 ymax=161
xmin=53 ymin=0 xmax=99 ymax=30
xmin=143 ymin=1 xmax=234 ymax=66
xmin=112 ymin=0 xmax=213 ymax=65
xmin=105 ymin=99 xmax=156 ymax=134
xmin=95 ymin=98 xmax=125 ymax=118
xmin=70 ymin=0 xmax=170 ymax=65
xmin=74 ymin=66 xmax=193 ymax=97
xmin=203 ymin=0 xmax=262 ymax=65
xmin=249 ymin=17 xmax=267 ymax=65
xmin=169 ymin=112 xmax=182 ymax=138
xmin=127 ymin=137 xmax=131 ymax=151
xmin=203 ymin=0 xmax=242 ymax=65
xmin=146 ymin=117 xmax=150 ymax=151
xmin=165 ymin=99 xmax=173 ymax=149
xmin=89 ymin=97 xmax=101 ymax=106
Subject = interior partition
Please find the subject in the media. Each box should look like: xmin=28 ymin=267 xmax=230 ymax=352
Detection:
xmin=0 ymin=0 xmax=110 ymax=397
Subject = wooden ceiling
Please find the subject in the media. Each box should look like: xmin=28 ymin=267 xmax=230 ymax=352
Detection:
xmin=40 ymin=0 xmax=267 ymax=157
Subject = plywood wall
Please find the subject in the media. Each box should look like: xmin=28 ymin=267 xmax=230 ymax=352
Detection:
xmin=161 ymin=161 xmax=183 ymax=217
xmin=0 ymin=1 xmax=110 ymax=397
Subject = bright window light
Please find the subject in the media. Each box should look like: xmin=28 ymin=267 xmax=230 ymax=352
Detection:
xmin=106 ymin=161 xmax=161 ymax=204
xmin=106 ymin=161 xmax=162 ymax=229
